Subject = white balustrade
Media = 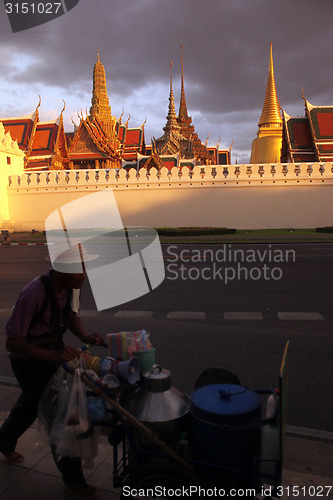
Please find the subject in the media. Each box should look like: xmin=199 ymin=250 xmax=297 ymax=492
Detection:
xmin=8 ymin=162 xmax=333 ymax=194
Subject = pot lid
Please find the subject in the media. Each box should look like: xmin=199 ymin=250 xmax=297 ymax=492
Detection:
xmin=143 ymin=365 xmax=171 ymax=392
xmin=190 ymin=384 xmax=261 ymax=424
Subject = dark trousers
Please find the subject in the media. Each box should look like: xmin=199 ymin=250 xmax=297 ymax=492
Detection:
xmin=0 ymin=357 xmax=86 ymax=487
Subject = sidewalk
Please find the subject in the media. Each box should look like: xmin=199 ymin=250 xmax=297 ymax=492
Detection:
xmin=0 ymin=383 xmax=332 ymax=499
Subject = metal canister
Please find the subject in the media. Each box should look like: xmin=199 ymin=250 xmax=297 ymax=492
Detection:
xmin=127 ymin=365 xmax=190 ymax=451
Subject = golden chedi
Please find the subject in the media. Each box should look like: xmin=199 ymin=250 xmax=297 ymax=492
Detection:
xmin=250 ymin=43 xmax=283 ymax=164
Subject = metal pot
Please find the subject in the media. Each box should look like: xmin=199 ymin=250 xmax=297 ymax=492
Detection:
xmin=127 ymin=365 xmax=190 ymax=452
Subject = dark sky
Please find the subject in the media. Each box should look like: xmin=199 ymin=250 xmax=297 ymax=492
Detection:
xmin=0 ymin=0 xmax=332 ymax=162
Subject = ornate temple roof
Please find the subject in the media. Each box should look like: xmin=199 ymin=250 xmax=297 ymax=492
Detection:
xmin=1 ymin=104 xmax=39 ymax=153
xmin=1 ymin=99 xmax=70 ymax=170
xmin=258 ymin=42 xmax=282 ymax=127
xmin=121 ymin=125 xmax=146 ymax=161
xmin=281 ymin=110 xmax=316 ymax=162
xmin=68 ymin=116 xmax=120 ymax=161
xmin=127 ymin=152 xmax=180 ymax=171
xmin=26 ymin=106 xmax=69 ymax=170
xmin=281 ymin=90 xmax=333 ymax=163
xmin=303 ymin=94 xmax=333 ymax=161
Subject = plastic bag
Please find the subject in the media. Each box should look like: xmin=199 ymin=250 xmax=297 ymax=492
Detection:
xmin=77 ymin=425 xmax=99 ymax=469
xmin=38 ymin=367 xmax=68 ymax=437
xmin=65 ymin=368 xmax=90 ymax=435
xmin=50 ymin=379 xmax=80 ymax=459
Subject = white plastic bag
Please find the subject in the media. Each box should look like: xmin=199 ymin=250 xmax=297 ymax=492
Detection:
xmin=50 ymin=380 xmax=80 ymax=459
xmin=77 ymin=426 xmax=99 ymax=469
xmin=65 ymin=368 xmax=90 ymax=435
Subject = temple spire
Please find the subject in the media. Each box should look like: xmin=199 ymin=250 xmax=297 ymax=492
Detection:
xmin=89 ymin=51 xmax=112 ymax=125
xmin=250 ymin=43 xmax=283 ymax=164
xmin=258 ymin=42 xmax=282 ymax=127
xmin=163 ymin=60 xmax=179 ymax=134
xmin=178 ymin=43 xmax=189 ymax=120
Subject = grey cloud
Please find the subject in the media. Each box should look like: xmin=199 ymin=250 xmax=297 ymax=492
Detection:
xmin=1 ymin=0 xmax=333 ymax=158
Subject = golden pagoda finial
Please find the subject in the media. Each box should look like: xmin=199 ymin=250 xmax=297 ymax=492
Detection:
xmin=229 ymin=139 xmax=234 ymax=152
xmin=37 ymin=94 xmax=41 ymax=110
xmin=258 ymin=42 xmax=282 ymax=127
xmin=216 ymin=136 xmax=221 ymax=149
xmin=301 ymin=87 xmax=307 ymax=102
xmin=97 ymin=50 xmax=100 ymax=62
xmin=61 ymin=100 xmax=66 ymax=115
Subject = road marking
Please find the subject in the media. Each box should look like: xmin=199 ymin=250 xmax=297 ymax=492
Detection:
xmin=0 ymin=242 xmax=47 ymax=246
xmin=0 ymin=308 xmax=329 ymax=321
xmin=278 ymin=312 xmax=324 ymax=320
xmin=167 ymin=311 xmax=206 ymax=320
xmin=113 ymin=310 xmax=153 ymax=318
xmin=224 ymin=312 xmax=263 ymax=320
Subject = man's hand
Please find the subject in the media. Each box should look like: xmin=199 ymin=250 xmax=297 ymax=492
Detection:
xmin=58 ymin=345 xmax=82 ymax=362
xmin=68 ymin=314 xmax=104 ymax=346
xmin=83 ymin=332 xmax=104 ymax=346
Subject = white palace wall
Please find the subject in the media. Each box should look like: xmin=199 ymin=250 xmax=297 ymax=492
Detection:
xmin=5 ymin=162 xmax=333 ymax=231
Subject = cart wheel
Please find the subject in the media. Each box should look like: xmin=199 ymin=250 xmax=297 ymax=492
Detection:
xmin=120 ymin=463 xmax=204 ymax=499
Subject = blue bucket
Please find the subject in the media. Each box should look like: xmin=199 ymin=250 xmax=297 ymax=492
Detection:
xmin=190 ymin=384 xmax=261 ymax=483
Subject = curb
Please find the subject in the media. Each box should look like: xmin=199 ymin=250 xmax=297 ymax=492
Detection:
xmin=0 ymin=376 xmax=332 ymax=444
xmin=286 ymin=425 xmax=333 ymax=444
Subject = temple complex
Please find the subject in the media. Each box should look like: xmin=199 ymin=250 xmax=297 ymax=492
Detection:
xmin=250 ymin=43 xmax=283 ymax=164
xmin=0 ymin=48 xmax=230 ymax=170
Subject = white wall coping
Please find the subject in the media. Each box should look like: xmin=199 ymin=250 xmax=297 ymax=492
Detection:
xmin=7 ymin=162 xmax=333 ymax=191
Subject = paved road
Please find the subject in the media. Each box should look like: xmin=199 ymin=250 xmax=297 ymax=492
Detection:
xmin=0 ymin=243 xmax=332 ymax=432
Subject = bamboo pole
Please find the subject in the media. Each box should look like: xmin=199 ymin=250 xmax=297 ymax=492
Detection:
xmin=81 ymin=372 xmax=191 ymax=470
